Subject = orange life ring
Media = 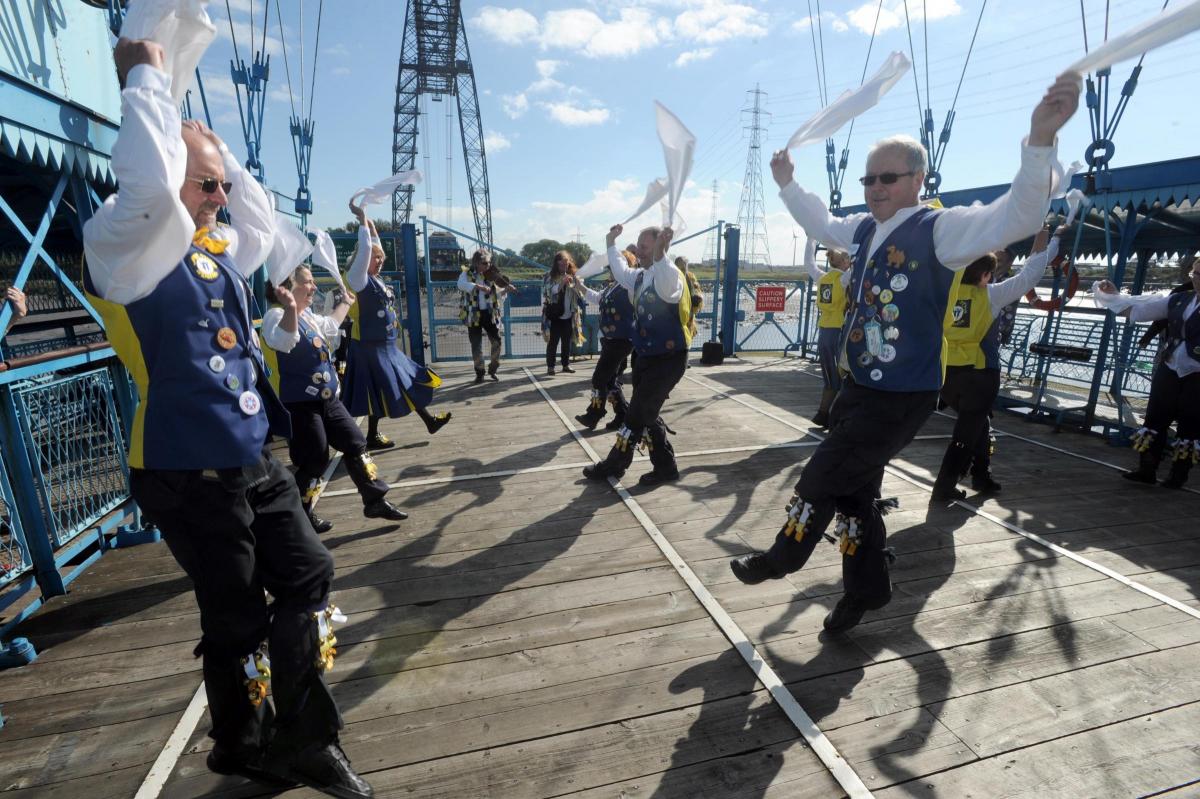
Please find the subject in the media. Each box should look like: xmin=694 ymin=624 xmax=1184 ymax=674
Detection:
xmin=1025 ymin=253 xmax=1079 ymax=312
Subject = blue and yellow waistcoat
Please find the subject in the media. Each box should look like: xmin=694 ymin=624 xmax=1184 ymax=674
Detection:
xmin=1165 ymin=289 xmax=1200 ymax=365
xmin=841 ymin=208 xmax=962 ymax=391
xmin=633 ymin=270 xmax=692 ymax=357
xmin=85 ymin=238 xmax=291 ymax=470
xmin=348 ymin=274 xmax=398 ymax=342
xmin=261 ymin=311 xmax=339 ymax=403
xmin=815 ymin=269 xmax=848 ymax=329
xmin=599 ymin=282 xmax=635 ymax=341
xmin=945 ymin=284 xmax=1001 ymax=371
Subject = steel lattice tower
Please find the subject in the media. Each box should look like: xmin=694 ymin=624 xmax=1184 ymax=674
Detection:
xmin=735 ymin=85 xmax=771 ymax=267
xmin=392 ymin=1 xmax=492 ymax=244
xmin=702 ymin=179 xmax=719 ymax=265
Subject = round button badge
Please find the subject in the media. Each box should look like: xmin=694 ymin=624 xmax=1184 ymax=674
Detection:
xmin=881 ymin=304 xmax=900 ymax=323
xmin=890 ymin=274 xmax=909 ymax=292
xmin=225 ymin=373 xmax=241 ymax=391
xmin=849 ymin=328 xmax=865 ymax=343
xmin=879 ymin=289 xmax=894 ymax=304
xmin=215 ymin=327 xmax=237 ymax=350
xmin=870 ymin=368 xmax=883 ymax=381
xmin=884 ymin=325 xmax=900 ymax=341
xmin=320 ymin=387 xmax=333 ymax=399
xmin=878 ymin=344 xmax=897 ymax=363
xmin=208 ymin=355 xmax=225 ymax=373
xmin=238 ymin=391 xmax=261 ymax=416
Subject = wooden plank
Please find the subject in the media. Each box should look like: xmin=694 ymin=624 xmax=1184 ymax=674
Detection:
xmin=1 ymin=764 xmax=148 ymax=799
xmin=0 ymin=673 xmax=195 ymax=741
xmin=874 ymin=700 xmax=1200 ymax=798
xmin=932 ymin=643 xmax=1200 ymax=759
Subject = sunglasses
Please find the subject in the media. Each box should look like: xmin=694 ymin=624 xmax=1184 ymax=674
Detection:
xmin=859 ymin=171 xmax=916 ymax=187
xmin=186 ymin=176 xmax=233 ymax=194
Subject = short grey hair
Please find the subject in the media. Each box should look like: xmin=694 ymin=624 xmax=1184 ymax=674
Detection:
xmin=868 ymin=135 xmax=928 ymax=175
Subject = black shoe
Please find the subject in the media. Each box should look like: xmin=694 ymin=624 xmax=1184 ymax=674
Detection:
xmin=308 ymin=513 xmax=334 ymax=534
xmin=474 ymin=372 xmax=485 ymax=384
xmin=1161 ymin=463 xmax=1190 ymax=489
xmin=823 ymin=593 xmax=870 ymax=634
xmin=638 ymin=468 xmax=679 ymax=487
xmin=930 ymin=484 xmax=967 ymax=502
xmin=365 ymin=433 xmax=395 ymax=451
xmin=488 ymin=372 xmax=499 ymax=382
xmin=207 ymin=745 xmax=296 ymax=788
xmin=1122 ymin=467 xmax=1157 ymax=484
xmin=575 ymin=412 xmax=603 ymax=431
xmin=425 ymin=412 xmax=451 ymax=435
xmin=283 ymin=741 xmax=374 ymax=799
xmin=561 ymin=365 xmax=575 ymax=373
xmin=971 ymin=474 xmax=1002 ymax=493
xmin=604 ymin=416 xmax=625 ymax=432
xmin=363 ymin=499 xmax=407 ymax=521
xmin=583 ymin=461 xmax=622 ymax=481
xmin=812 ymin=411 xmax=829 ymax=428
xmin=729 ymin=552 xmax=783 ymax=585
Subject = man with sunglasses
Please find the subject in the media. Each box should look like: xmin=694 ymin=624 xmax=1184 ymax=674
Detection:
xmin=83 ymin=38 xmax=373 ymax=798
xmin=729 ymin=71 xmax=1081 ymax=635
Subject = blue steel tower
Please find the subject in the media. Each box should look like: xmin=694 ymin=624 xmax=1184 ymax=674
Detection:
xmin=391 ymin=0 xmax=493 ymax=245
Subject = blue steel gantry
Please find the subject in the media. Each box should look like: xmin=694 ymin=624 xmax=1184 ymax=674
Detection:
xmin=391 ymin=0 xmax=493 ymax=245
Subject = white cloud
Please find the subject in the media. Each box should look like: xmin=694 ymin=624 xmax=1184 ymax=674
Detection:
xmin=501 ymin=92 xmax=529 ymax=118
xmin=831 ymin=18 xmax=849 ymax=33
xmin=674 ymin=2 xmax=767 ymax=45
xmin=674 ymin=48 xmax=715 ymax=68
xmin=792 ymin=15 xmax=813 ymax=32
xmin=541 ymin=9 xmax=605 ymax=49
xmin=331 ymin=66 xmax=351 ymax=77
xmin=473 ymin=6 xmax=540 ymax=44
xmin=845 ymin=0 xmax=960 ymax=35
xmin=484 ymin=131 xmax=512 ymax=152
xmin=541 ymin=101 xmax=610 ymax=127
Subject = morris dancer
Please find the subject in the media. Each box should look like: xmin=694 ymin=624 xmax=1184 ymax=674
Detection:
xmin=932 ymin=227 xmax=1060 ymax=500
xmin=1093 ymin=259 xmax=1200 ymax=488
xmin=803 ymin=239 xmax=851 ymax=427
xmin=457 ymin=250 xmax=506 ymax=383
xmin=729 ymin=71 xmax=1081 ymax=634
xmin=575 ymin=250 xmax=636 ymax=432
xmin=583 ymin=225 xmax=691 ymax=488
xmin=83 ymin=38 xmax=371 ymax=796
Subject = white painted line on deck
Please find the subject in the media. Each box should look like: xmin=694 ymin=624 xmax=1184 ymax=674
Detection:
xmin=134 ymin=424 xmax=357 ymax=798
xmin=684 ymin=371 xmax=1200 ymax=624
xmin=523 ymin=367 xmax=874 ymax=799
xmin=133 ymin=678 xmax=209 ymax=799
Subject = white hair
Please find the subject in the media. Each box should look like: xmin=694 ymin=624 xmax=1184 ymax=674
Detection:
xmin=868 ymin=135 xmax=928 ymax=174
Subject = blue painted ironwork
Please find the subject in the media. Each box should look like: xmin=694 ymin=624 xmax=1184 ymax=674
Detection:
xmin=719 ymin=226 xmax=741 ymax=356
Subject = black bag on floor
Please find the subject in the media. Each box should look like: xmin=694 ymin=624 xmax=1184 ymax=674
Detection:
xmin=700 ymin=341 xmax=724 ymax=365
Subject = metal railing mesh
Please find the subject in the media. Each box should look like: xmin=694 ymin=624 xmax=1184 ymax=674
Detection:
xmin=0 ymin=464 xmax=30 ymax=590
xmin=12 ymin=369 xmax=129 ymax=549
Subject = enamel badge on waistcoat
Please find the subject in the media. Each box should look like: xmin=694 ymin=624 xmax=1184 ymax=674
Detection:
xmin=599 ymin=282 xmax=635 ymax=341
xmin=633 ymin=271 xmax=691 ymax=356
xmin=841 ymin=208 xmax=958 ymax=391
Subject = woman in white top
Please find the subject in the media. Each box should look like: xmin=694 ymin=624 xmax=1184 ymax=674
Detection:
xmin=542 ymin=250 xmax=585 ymax=376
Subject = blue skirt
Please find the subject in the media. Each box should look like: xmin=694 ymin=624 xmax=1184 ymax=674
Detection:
xmin=342 ymin=339 xmax=441 ymax=418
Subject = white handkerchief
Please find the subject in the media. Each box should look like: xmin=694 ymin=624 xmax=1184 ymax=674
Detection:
xmin=660 ymin=197 xmax=687 ymax=237
xmin=310 ymin=229 xmax=348 ymax=292
xmin=623 ymin=178 xmax=669 ymax=225
xmin=576 ymin=252 xmax=609 ymax=280
xmin=655 ymin=101 xmax=696 ymax=230
xmin=351 ymin=170 xmax=423 ymax=209
xmin=787 ymin=51 xmax=911 ymax=150
xmin=1067 ymin=0 xmax=1200 ymax=75
xmin=1062 ymin=188 xmax=1089 ymax=227
xmin=265 ymin=213 xmax=314 ymax=286
xmin=119 ymin=0 xmax=216 ymax=104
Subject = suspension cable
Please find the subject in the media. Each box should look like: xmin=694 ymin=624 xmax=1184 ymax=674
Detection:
xmin=806 ymin=0 xmax=828 ymax=107
xmin=834 ymin=0 xmax=885 ymax=197
xmin=948 ymin=0 xmax=988 ymax=121
xmin=275 ymin=0 xmax=298 ymax=119
xmin=923 ymin=0 xmax=931 ymax=113
xmin=815 ymin=0 xmax=829 ymax=107
xmin=307 ymin=0 xmax=325 ymax=119
xmin=224 ymin=0 xmax=242 ymax=65
xmin=902 ymin=0 xmax=925 ymax=133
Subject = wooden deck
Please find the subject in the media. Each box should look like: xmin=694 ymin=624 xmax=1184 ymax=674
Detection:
xmin=2 ymin=355 xmax=1200 ymax=798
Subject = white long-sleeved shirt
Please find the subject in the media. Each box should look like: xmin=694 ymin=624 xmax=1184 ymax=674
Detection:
xmin=260 ymin=305 xmax=343 ymax=353
xmin=455 ymin=270 xmax=505 ymax=309
xmin=803 ymin=239 xmax=849 ymax=285
xmin=985 ymin=236 xmax=1059 ymax=318
xmin=83 ymin=65 xmax=275 ymax=304
xmin=606 ymin=246 xmax=683 ymax=303
xmin=779 ymin=140 xmax=1059 ymax=274
xmin=1092 ymin=289 xmax=1200 ymax=377
xmin=345 ymin=224 xmax=373 ymax=292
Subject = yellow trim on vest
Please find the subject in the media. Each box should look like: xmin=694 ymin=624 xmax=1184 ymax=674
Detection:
xmin=944 ymin=283 xmax=992 ymax=369
xmin=344 ymin=272 xmax=363 ymax=341
xmin=84 ymin=288 xmax=150 ymax=469
xmin=938 ymin=269 xmax=966 ymax=381
xmin=816 ymin=270 xmax=848 ymax=329
xmin=677 ymin=277 xmax=694 ymax=348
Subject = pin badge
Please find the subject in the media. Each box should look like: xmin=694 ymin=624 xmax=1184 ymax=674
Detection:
xmin=238 ymin=391 xmax=261 ymax=416
xmin=879 ymin=289 xmax=894 ymax=304
xmin=890 ymin=274 xmax=909 ymax=292
xmin=881 ymin=304 xmax=900 ymax=323
xmin=208 ymin=355 xmax=225 ymax=372
xmin=849 ymin=328 xmax=865 ymax=343
xmin=884 ymin=326 xmax=900 ymax=341
xmin=377 ymin=310 xmax=386 ymax=318
xmin=305 ymin=385 xmax=319 ymax=396
xmin=225 ymin=373 xmax=241 ymax=390
xmin=312 ymin=372 xmax=324 ymax=384
xmin=857 ymin=352 xmax=873 ymax=367
xmin=216 ymin=327 xmax=237 ymax=350
xmin=878 ymin=344 xmax=897 ymax=363
xmin=209 ymin=299 xmax=225 ymax=309
xmin=870 ymin=368 xmax=883 ymax=381
xmin=320 ymin=387 xmax=333 ymax=399
xmin=313 ymin=337 xmax=325 ymax=349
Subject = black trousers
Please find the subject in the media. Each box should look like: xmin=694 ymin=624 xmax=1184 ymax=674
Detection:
xmin=287 ymin=396 xmax=389 ymax=507
xmin=939 ymin=366 xmax=1001 ymax=477
xmin=130 ymin=453 xmax=341 ymax=758
xmin=598 ymin=350 xmax=688 ymax=474
xmin=546 ymin=317 xmax=573 ymax=369
xmin=765 ymin=380 xmax=937 ymax=605
xmin=1141 ymin=362 xmax=1200 ymax=460
xmin=588 ymin=337 xmax=634 ymax=416
xmin=468 ymin=310 xmax=502 ymax=375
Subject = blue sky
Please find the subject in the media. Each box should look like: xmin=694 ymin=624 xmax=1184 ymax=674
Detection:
xmin=193 ymin=0 xmax=1200 ymax=265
